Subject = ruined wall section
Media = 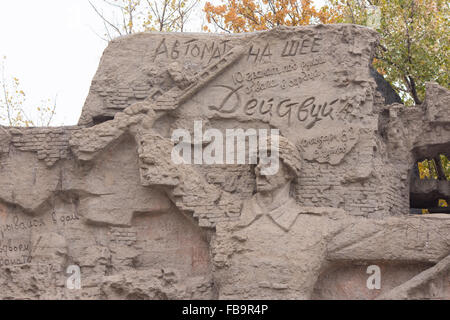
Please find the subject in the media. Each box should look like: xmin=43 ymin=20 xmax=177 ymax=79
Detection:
xmin=0 ymin=119 xmax=215 ymax=299
xmin=79 ymin=32 xmax=246 ymax=126
xmin=0 ymin=126 xmax=81 ymax=167
xmin=11 ymin=25 xmax=436 ymax=223
xmin=380 ymin=83 xmax=450 ymax=212
xmin=161 ymin=25 xmax=400 ymax=218
xmin=0 ymin=26 xmax=449 ymax=300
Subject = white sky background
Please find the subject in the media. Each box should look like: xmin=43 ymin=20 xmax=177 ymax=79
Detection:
xmin=0 ymin=0 xmax=327 ymax=126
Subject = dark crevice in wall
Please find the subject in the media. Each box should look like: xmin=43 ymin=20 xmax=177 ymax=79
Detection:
xmin=93 ymin=116 xmax=115 ymax=125
xmin=410 ymin=146 xmax=450 ymax=214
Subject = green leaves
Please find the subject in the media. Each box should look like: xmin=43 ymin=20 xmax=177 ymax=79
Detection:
xmin=339 ymin=0 xmax=449 ymax=105
xmin=440 ymin=154 xmax=450 ymax=181
xmin=417 ymin=155 xmax=450 ymax=181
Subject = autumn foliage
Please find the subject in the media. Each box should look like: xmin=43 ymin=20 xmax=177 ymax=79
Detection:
xmin=203 ymin=0 xmax=342 ymax=33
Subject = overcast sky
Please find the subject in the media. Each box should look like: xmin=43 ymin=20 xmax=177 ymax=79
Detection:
xmin=0 ymin=0 xmax=326 ymax=126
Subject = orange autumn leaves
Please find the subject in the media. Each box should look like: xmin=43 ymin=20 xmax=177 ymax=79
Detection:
xmin=204 ymin=0 xmax=342 ymax=33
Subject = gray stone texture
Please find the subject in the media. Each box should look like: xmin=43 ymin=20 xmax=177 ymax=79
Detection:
xmin=0 ymin=25 xmax=448 ymax=299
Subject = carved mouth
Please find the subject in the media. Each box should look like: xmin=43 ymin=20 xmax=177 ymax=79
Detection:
xmin=257 ymin=180 xmax=268 ymax=186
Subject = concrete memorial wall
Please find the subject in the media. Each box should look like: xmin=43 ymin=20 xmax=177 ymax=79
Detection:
xmin=0 ymin=25 xmax=449 ymax=299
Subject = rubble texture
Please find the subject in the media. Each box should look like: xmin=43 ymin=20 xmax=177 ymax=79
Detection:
xmin=0 ymin=25 xmax=448 ymax=299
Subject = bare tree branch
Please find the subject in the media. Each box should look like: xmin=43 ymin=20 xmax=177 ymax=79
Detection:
xmin=89 ymin=0 xmax=123 ymax=37
xmin=45 ymin=94 xmax=58 ymax=127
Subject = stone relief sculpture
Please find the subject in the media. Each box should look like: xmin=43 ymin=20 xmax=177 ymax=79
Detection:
xmin=238 ymin=136 xmax=303 ymax=232
xmin=0 ymin=25 xmax=448 ymax=299
xmin=212 ymin=135 xmax=450 ymax=299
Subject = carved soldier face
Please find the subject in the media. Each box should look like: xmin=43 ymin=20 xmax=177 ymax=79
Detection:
xmin=255 ymin=159 xmax=293 ymax=193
